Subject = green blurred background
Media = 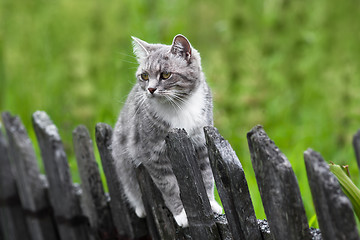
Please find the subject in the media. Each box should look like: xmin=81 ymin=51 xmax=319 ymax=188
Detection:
xmin=1 ymin=0 xmax=360 ymax=227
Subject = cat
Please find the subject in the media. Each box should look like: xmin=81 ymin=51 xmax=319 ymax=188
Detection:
xmin=111 ymin=34 xmax=222 ymax=227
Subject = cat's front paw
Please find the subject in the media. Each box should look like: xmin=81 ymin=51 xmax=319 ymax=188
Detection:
xmin=174 ymin=209 xmax=188 ymax=228
xmin=210 ymin=200 xmax=223 ymax=214
xmin=135 ymin=206 xmax=146 ymax=218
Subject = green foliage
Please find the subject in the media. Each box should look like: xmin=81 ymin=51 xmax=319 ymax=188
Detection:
xmin=1 ymin=0 xmax=360 ymax=224
xmin=308 ymin=214 xmax=319 ymax=229
xmin=330 ymin=163 xmax=360 ymax=220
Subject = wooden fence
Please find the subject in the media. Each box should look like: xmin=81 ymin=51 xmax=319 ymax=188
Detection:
xmin=0 ymin=110 xmax=359 ymax=240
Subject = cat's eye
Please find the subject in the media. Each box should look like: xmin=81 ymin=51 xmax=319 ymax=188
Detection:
xmin=160 ymin=72 xmax=171 ymax=80
xmin=140 ymin=73 xmax=149 ymax=81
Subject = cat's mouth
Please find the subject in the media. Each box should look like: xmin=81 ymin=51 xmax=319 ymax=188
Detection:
xmin=147 ymin=91 xmax=167 ymax=102
xmin=145 ymin=88 xmax=188 ymax=108
xmin=146 ymin=91 xmax=159 ymax=98
xmin=146 ymin=91 xmax=174 ymax=104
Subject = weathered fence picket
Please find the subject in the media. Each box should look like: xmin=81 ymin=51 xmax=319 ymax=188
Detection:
xmin=304 ymin=149 xmax=360 ymax=240
xmin=2 ymin=112 xmax=58 ymax=240
xmin=166 ymin=129 xmax=222 ymax=240
xmin=247 ymin=125 xmax=311 ymax=240
xmin=204 ymin=126 xmax=262 ymax=240
xmin=73 ymin=125 xmax=117 ymax=239
xmin=0 ymin=127 xmax=30 ymax=240
xmin=136 ymin=164 xmax=189 ymax=240
xmin=32 ymin=111 xmax=90 ymax=240
xmin=95 ymin=123 xmax=148 ymax=239
xmin=1 ymin=110 xmax=360 ymax=240
xmin=0 ymin=220 xmax=3 ymax=240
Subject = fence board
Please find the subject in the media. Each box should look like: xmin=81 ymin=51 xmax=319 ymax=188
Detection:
xmin=214 ymin=214 xmax=232 ymax=240
xmin=304 ymin=149 xmax=360 ymax=240
xmin=0 ymin=220 xmax=3 ymax=240
xmin=353 ymin=130 xmax=360 ymax=171
xmin=0 ymin=127 xmax=30 ymax=240
xmin=2 ymin=112 xmax=59 ymax=240
xmin=166 ymin=128 xmax=221 ymax=240
xmin=32 ymin=111 xmax=90 ymax=240
xmin=257 ymin=219 xmax=273 ymax=240
xmin=204 ymin=126 xmax=262 ymax=240
xmin=95 ymin=123 xmax=148 ymax=239
xmin=73 ymin=125 xmax=117 ymax=239
xmin=247 ymin=125 xmax=311 ymax=240
xmin=136 ymin=164 xmax=191 ymax=240
xmin=5 ymin=110 xmax=359 ymax=240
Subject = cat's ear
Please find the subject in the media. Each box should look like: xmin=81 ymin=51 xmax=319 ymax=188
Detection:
xmin=170 ymin=34 xmax=192 ymax=62
xmin=132 ymin=36 xmax=151 ymax=60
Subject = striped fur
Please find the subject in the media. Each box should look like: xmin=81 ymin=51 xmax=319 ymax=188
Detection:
xmin=112 ymin=35 xmax=221 ymax=227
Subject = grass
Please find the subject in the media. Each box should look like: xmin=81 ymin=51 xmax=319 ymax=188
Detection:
xmin=330 ymin=163 xmax=360 ymax=221
xmin=1 ymin=0 xmax=360 ymax=227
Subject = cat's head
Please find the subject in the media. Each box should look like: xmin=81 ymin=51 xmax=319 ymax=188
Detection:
xmin=132 ymin=35 xmax=203 ymax=103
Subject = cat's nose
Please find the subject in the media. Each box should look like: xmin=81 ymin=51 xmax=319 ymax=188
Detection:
xmin=148 ymin=88 xmax=157 ymax=94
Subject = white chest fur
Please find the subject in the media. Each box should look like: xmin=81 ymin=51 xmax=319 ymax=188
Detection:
xmin=153 ymin=86 xmax=207 ymax=134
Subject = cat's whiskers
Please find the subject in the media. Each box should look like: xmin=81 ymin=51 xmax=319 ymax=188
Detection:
xmin=159 ymin=90 xmax=186 ymax=113
xmin=171 ymin=93 xmax=188 ymax=106
xmin=160 ymin=89 xmax=186 ymax=102
xmin=117 ymin=52 xmax=138 ymax=60
xmin=164 ymin=94 xmax=183 ymax=113
xmin=119 ymin=59 xmax=139 ymax=65
xmin=117 ymin=52 xmax=138 ymax=58
xmin=132 ymin=92 xmax=147 ymax=118
xmin=171 ymin=92 xmax=187 ymax=102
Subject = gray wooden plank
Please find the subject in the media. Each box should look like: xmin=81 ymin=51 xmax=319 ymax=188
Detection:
xmin=136 ymin=164 xmax=191 ymax=240
xmin=2 ymin=112 xmax=59 ymax=240
xmin=304 ymin=149 xmax=360 ymax=240
xmin=0 ymin=127 xmax=30 ymax=240
xmin=204 ymin=126 xmax=261 ymax=240
xmin=247 ymin=125 xmax=311 ymax=240
xmin=2 ymin=112 xmax=48 ymax=211
xmin=136 ymin=164 xmax=175 ymax=240
xmin=165 ymin=128 xmax=221 ymax=240
xmin=95 ymin=123 xmax=148 ymax=239
xmin=214 ymin=214 xmax=232 ymax=240
xmin=0 ymin=203 xmax=29 ymax=240
xmin=32 ymin=111 xmax=90 ymax=240
xmin=257 ymin=219 xmax=274 ymax=240
xmin=353 ymin=130 xmax=360 ymax=171
xmin=73 ymin=125 xmax=117 ymax=240
xmin=0 ymin=127 xmax=17 ymax=205
xmin=0 ymin=219 xmax=3 ymax=240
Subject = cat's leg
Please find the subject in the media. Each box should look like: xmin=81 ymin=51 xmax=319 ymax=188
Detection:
xmin=114 ymin=152 xmax=146 ymax=218
xmin=194 ymin=141 xmax=223 ymax=214
xmin=144 ymin=158 xmax=188 ymax=227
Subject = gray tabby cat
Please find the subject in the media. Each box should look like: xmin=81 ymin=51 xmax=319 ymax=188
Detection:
xmin=112 ymin=34 xmax=222 ymax=227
